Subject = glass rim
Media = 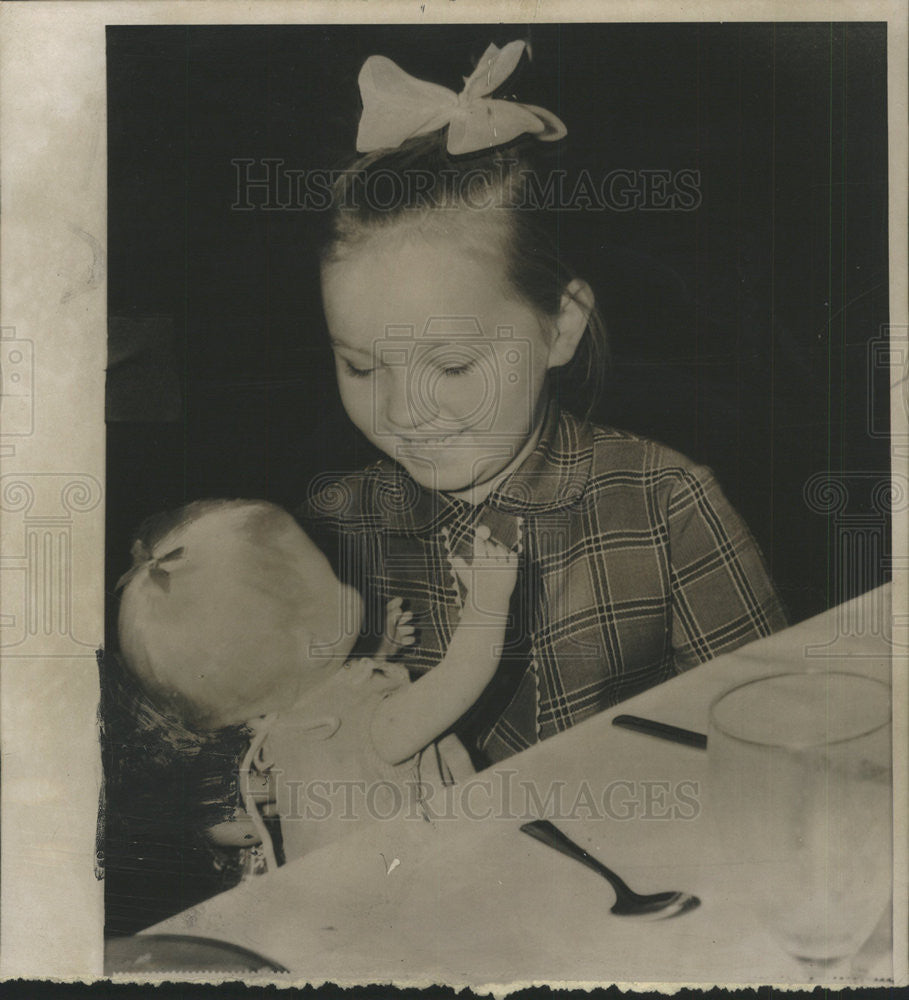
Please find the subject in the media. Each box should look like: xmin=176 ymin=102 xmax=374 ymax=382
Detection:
xmin=708 ymin=669 xmax=892 ymax=749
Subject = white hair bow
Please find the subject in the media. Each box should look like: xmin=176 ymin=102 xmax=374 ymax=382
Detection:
xmin=356 ymin=40 xmax=567 ymax=156
xmin=115 ymin=540 xmax=185 ymax=593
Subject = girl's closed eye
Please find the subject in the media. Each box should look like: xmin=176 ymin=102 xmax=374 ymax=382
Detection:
xmin=438 ymin=358 xmax=478 ymax=377
xmin=342 ymin=358 xmax=375 ymax=378
xmin=342 ymin=355 xmax=477 ymax=378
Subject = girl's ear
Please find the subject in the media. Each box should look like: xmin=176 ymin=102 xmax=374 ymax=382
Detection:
xmin=547 ymin=278 xmax=595 ymax=370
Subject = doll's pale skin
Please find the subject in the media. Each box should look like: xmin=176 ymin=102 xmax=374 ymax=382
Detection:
xmin=119 ymin=507 xmax=366 ymax=733
xmin=208 ymin=527 xmax=518 ymax=858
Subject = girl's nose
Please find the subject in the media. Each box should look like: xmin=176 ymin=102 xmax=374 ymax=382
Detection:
xmin=382 ymin=372 xmax=419 ymax=431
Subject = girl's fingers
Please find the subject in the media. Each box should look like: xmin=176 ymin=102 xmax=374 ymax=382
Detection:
xmin=460 ymin=529 xmax=519 ymax=573
xmin=481 ymin=537 xmax=513 ymax=562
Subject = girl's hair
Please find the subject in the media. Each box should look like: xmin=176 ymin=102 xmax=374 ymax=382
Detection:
xmin=316 ymin=133 xmax=609 ymax=421
xmin=117 ymin=499 xmax=339 ymax=731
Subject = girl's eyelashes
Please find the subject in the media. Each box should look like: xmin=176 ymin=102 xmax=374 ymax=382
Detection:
xmin=338 ymin=354 xmax=479 ymax=379
xmin=439 ymin=358 xmax=479 ymax=377
xmin=341 ymin=358 xmax=375 ymax=378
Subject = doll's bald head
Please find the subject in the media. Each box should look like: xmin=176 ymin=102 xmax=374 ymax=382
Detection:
xmin=117 ymin=499 xmax=362 ymax=731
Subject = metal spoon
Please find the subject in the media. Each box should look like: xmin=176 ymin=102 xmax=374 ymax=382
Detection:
xmin=520 ymin=820 xmax=700 ymax=920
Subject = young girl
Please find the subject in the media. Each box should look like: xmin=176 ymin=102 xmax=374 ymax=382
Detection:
xmin=301 ymin=40 xmax=788 ymax=768
xmin=115 ymin=498 xmax=517 ymax=868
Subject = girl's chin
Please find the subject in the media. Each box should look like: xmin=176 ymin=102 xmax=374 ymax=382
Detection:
xmin=398 ymin=459 xmax=501 ymax=493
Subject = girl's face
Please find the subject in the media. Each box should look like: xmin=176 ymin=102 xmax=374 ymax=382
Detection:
xmin=322 ymin=231 xmax=568 ymax=493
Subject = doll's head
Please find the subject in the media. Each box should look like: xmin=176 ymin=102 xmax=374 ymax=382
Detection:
xmin=317 ymin=43 xmax=609 ymax=493
xmin=263 ymin=656 xmax=414 ymax=857
xmin=117 ymin=499 xmax=363 ymax=731
xmin=269 ymin=656 xmax=410 ymax=775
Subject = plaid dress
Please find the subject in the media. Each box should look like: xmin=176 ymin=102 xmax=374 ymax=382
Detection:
xmin=300 ymin=406 xmax=787 ymax=765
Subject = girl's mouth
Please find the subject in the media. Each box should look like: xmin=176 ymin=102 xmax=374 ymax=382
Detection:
xmin=397 ymin=432 xmax=463 ymax=446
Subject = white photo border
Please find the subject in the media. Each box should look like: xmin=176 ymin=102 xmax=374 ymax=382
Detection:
xmin=0 ymin=0 xmax=905 ymax=988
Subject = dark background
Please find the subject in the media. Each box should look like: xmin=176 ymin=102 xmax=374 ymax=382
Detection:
xmin=106 ymin=22 xmax=890 ymax=631
xmin=105 ymin=22 xmax=890 ymax=931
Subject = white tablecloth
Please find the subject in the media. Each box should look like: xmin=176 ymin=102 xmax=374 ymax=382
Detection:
xmin=147 ymin=584 xmax=898 ymax=988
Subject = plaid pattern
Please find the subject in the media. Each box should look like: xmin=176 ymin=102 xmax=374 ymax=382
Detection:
xmin=301 ymin=406 xmax=787 ymax=764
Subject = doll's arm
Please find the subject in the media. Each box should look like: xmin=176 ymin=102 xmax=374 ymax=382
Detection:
xmin=370 ymin=527 xmax=517 ymax=765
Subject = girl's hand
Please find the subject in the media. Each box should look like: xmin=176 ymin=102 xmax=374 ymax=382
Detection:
xmin=450 ymin=525 xmax=518 ymax=618
xmin=376 ymin=596 xmax=416 ymax=658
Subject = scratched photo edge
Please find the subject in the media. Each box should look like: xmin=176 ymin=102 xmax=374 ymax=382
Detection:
xmin=0 ymin=0 xmax=906 ymax=989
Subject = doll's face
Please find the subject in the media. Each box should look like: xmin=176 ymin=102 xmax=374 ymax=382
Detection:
xmin=264 ymin=658 xmax=411 ymax=787
xmin=264 ymin=658 xmax=412 ymax=858
xmin=287 ymin=657 xmax=409 ymax=735
xmin=232 ymin=526 xmax=365 ymax=724
xmin=322 ymin=228 xmax=574 ymax=492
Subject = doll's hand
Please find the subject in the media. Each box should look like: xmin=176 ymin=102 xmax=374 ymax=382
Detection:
xmin=376 ymin=596 xmax=415 ymax=658
xmin=450 ymin=525 xmax=518 ymax=617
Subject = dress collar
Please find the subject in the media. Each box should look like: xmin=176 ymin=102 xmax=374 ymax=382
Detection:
xmin=486 ymin=404 xmax=594 ymax=515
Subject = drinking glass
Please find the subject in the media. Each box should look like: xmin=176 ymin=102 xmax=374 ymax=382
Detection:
xmin=708 ymin=671 xmax=891 ymax=967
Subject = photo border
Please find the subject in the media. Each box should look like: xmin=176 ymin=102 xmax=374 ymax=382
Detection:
xmin=1 ymin=0 xmax=905 ymax=988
